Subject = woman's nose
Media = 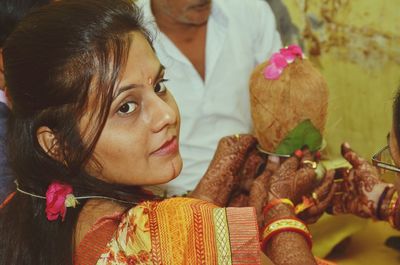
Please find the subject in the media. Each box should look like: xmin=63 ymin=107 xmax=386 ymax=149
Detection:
xmin=146 ymin=94 xmax=177 ymax=133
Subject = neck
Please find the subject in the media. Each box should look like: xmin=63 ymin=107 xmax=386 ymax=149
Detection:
xmin=151 ymin=1 xmax=208 ymax=35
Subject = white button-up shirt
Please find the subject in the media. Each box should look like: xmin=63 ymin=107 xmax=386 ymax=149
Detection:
xmin=137 ymin=0 xmax=282 ymax=195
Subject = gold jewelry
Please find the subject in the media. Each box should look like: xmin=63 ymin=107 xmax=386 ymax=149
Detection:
xmin=263 ymin=198 xmax=294 ymax=216
xmin=261 ymin=218 xmax=312 ymax=250
xmin=280 ymin=198 xmax=294 ymax=207
xmin=302 ymin=160 xmax=317 ymax=169
xmin=295 ymin=196 xmax=314 ymax=214
xmin=234 ymin=134 xmax=240 ymax=140
xmin=334 ymin=178 xmax=344 ymax=183
xmin=312 ymin=192 xmax=319 ymax=202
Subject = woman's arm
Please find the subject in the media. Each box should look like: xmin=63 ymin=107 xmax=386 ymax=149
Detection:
xmin=263 ymin=203 xmax=317 ymax=265
xmin=259 ymin=149 xmax=340 ymax=265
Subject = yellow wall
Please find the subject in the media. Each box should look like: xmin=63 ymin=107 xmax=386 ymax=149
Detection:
xmin=277 ymin=1 xmax=400 ymax=259
xmin=282 ymin=0 xmax=400 ymax=161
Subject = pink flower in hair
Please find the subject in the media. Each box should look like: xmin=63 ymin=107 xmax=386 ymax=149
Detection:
xmin=263 ymin=44 xmax=304 ymax=80
xmin=45 ymin=182 xmax=74 ymax=221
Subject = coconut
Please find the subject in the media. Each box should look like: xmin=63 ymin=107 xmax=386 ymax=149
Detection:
xmin=249 ymin=57 xmax=328 ymax=154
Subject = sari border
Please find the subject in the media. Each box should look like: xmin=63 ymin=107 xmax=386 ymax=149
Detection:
xmin=226 ymin=207 xmax=261 ymax=264
xmin=213 ymin=207 xmax=233 ymax=265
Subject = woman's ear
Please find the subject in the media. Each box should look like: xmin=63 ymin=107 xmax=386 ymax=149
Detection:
xmin=37 ymin=126 xmax=61 ymax=160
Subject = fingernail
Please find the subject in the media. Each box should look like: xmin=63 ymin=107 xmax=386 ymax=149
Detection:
xmin=343 ymin=142 xmax=350 ymax=149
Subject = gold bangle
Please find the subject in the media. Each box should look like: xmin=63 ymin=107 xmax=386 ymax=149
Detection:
xmin=261 ymin=218 xmax=312 ymax=250
xmin=263 ymin=198 xmax=294 ymax=216
xmin=294 ymin=196 xmax=315 ymax=214
xmin=280 ymin=198 xmax=294 ymax=207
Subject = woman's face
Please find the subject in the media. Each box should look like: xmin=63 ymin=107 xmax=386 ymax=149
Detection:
xmin=82 ymin=32 xmax=182 ymax=186
xmin=154 ymin=0 xmax=211 ymax=26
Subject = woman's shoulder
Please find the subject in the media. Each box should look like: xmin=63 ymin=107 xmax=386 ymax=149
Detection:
xmin=75 ymin=200 xmax=128 ymax=265
xmin=75 ymin=199 xmax=126 ymax=245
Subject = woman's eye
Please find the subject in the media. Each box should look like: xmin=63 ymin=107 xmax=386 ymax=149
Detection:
xmin=117 ymin=102 xmax=137 ymax=115
xmin=154 ymin=79 xmax=168 ymax=94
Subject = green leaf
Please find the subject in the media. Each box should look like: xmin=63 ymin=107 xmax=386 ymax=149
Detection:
xmin=275 ymin=119 xmax=322 ymax=155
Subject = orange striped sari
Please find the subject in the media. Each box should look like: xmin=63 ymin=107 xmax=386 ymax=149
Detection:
xmin=75 ymin=197 xmax=261 ymax=265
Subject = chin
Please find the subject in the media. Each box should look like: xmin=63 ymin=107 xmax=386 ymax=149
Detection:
xmin=170 ymin=157 xmax=183 ymax=180
xmin=153 ymin=174 xmax=178 ymax=186
xmin=182 ymin=10 xmax=210 ymax=25
xmin=193 ymin=13 xmax=210 ymax=24
xmin=154 ymin=157 xmax=183 ymax=185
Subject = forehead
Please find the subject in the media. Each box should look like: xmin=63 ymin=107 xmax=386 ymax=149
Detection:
xmin=133 ymin=32 xmax=157 ymax=64
xmin=119 ymin=32 xmax=159 ymax=83
xmin=84 ymin=32 xmax=158 ymax=111
xmin=127 ymin=32 xmax=157 ymax=67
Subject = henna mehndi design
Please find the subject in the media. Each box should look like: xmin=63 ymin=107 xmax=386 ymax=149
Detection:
xmin=331 ymin=143 xmax=391 ymax=219
xmin=189 ymin=134 xmax=258 ymax=206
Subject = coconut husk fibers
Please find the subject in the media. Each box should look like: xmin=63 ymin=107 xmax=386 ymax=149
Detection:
xmin=249 ymin=58 xmax=329 ymax=154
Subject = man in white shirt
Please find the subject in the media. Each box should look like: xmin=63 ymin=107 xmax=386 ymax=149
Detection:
xmin=136 ymin=0 xmax=282 ymax=195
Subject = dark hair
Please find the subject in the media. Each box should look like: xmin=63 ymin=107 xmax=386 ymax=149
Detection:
xmin=0 ymin=0 xmax=51 ymax=47
xmin=0 ymin=1 xmax=155 ymax=264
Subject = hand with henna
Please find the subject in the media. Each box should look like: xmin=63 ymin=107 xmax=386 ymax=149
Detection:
xmin=265 ymin=150 xmax=336 ymax=224
xmin=267 ymin=150 xmax=317 ymax=204
xmin=298 ymin=168 xmax=336 ymax=224
xmin=248 ymin=168 xmax=271 ymax=226
xmin=246 ymin=154 xmax=294 ymax=225
xmin=262 ymin=151 xmax=321 ymax=265
xmin=189 ymin=134 xmax=263 ymax=206
xmin=330 ymin=143 xmax=390 ymax=219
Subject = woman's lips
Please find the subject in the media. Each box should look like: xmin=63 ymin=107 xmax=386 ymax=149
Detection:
xmin=151 ymin=137 xmax=179 ymax=156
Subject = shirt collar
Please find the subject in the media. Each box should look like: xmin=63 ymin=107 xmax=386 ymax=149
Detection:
xmin=209 ymin=0 xmax=228 ymax=28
